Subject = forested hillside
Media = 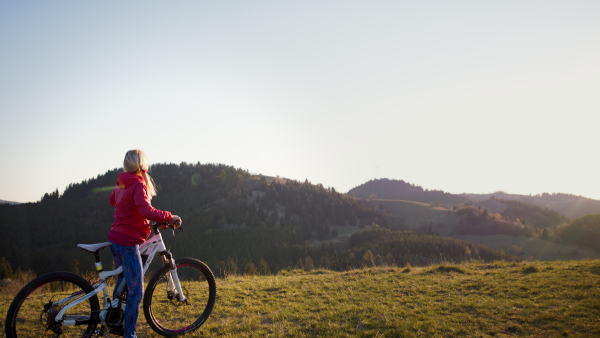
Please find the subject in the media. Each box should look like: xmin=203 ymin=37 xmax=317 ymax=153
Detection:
xmin=350 ymin=179 xmax=600 ymax=252
xmin=451 ymin=198 xmax=570 ymax=237
xmin=558 ymin=214 xmax=600 ymax=252
xmin=490 ymin=197 xmax=569 ymax=229
xmin=0 ymin=163 xmax=520 ymax=279
xmin=345 ymin=228 xmax=515 ymax=266
xmin=0 ymin=162 xmax=382 ymax=277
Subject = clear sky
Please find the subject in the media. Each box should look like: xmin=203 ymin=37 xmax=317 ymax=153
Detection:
xmin=1 ymin=1 xmax=599 ymax=203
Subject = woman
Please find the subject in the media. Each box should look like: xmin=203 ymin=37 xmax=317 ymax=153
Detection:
xmin=108 ymin=149 xmax=180 ymax=337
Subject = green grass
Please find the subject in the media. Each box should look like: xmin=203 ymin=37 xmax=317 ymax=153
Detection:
xmin=374 ymin=199 xmax=453 ymax=230
xmin=6 ymin=260 xmax=598 ymax=337
xmin=204 ymin=260 xmax=600 ymax=337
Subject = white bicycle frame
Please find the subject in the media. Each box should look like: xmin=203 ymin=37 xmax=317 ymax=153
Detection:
xmin=54 ymin=226 xmax=186 ymax=328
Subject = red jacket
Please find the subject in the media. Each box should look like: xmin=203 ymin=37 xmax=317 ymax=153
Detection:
xmin=109 ymin=172 xmax=172 ymax=245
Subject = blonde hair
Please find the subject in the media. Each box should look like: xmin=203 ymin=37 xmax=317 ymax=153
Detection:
xmin=123 ymin=149 xmax=157 ymax=197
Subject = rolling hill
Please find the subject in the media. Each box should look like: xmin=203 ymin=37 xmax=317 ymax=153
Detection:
xmin=348 ymin=178 xmax=468 ymax=206
xmin=349 ymin=179 xmax=600 ymax=219
xmin=352 ymin=179 xmax=600 ymax=261
xmin=0 ymin=164 xmax=513 ymax=278
xmin=2 ymin=173 xmax=598 ymax=277
xmin=463 ymin=191 xmax=600 ymax=219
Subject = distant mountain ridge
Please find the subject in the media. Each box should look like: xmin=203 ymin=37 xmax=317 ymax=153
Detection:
xmin=0 ymin=199 xmax=19 ymax=205
xmin=349 ymin=179 xmax=600 ymax=219
xmin=347 ymin=179 xmax=468 ymax=206
xmin=462 ymin=192 xmax=600 ymax=220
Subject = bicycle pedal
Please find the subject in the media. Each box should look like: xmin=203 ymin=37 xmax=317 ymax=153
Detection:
xmin=96 ymin=324 xmax=107 ymax=336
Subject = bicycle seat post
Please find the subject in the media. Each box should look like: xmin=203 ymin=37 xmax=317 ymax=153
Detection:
xmin=94 ymin=251 xmax=104 ymax=272
xmin=77 ymin=242 xmax=113 ymax=273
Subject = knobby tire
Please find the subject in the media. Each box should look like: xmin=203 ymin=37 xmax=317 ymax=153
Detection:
xmin=5 ymin=271 xmax=100 ymax=338
xmin=143 ymin=258 xmax=216 ymax=336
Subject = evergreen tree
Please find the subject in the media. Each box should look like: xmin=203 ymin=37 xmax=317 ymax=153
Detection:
xmin=257 ymin=258 xmax=270 ymax=275
xmin=245 ymin=261 xmax=257 ymax=276
xmin=319 ymin=253 xmax=330 ymax=269
xmin=304 ymin=256 xmax=314 ymax=271
xmin=0 ymin=256 xmax=13 ymax=279
xmin=362 ymin=250 xmax=375 ymax=267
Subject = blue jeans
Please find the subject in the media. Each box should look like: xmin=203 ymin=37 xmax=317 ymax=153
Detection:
xmin=110 ymin=242 xmax=143 ymax=338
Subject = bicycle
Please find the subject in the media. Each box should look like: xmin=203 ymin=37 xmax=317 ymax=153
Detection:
xmin=4 ymin=222 xmax=217 ymax=337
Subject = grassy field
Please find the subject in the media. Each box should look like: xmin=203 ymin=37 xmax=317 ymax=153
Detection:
xmin=3 ymin=259 xmax=600 ymax=337
xmin=372 ymin=200 xmax=458 ymax=235
xmin=374 ymin=199 xmax=453 ymax=230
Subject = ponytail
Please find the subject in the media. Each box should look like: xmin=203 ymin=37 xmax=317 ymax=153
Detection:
xmin=142 ymin=170 xmax=157 ymax=197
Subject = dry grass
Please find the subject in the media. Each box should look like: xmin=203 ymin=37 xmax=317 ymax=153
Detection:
xmin=3 ymin=260 xmax=600 ymax=337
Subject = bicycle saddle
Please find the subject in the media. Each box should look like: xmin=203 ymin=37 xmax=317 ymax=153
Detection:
xmin=77 ymin=242 xmax=112 ymax=253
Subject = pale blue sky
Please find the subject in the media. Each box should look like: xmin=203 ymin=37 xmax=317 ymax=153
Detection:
xmin=1 ymin=1 xmax=599 ymax=203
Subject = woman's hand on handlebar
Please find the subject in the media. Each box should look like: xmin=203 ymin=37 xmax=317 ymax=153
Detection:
xmin=169 ymin=215 xmax=182 ymax=228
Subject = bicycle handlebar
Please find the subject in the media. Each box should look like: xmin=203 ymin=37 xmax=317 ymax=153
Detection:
xmin=152 ymin=220 xmax=184 ymax=232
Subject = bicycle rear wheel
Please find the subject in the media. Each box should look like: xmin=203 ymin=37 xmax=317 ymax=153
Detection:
xmin=143 ymin=258 xmax=216 ymax=336
xmin=4 ymin=271 xmax=100 ymax=338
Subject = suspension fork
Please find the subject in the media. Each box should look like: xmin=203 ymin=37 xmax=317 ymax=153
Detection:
xmin=160 ymin=251 xmax=186 ymax=302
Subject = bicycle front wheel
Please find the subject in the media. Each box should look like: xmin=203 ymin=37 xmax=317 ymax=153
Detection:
xmin=4 ymin=271 xmax=100 ymax=338
xmin=143 ymin=258 xmax=216 ymax=336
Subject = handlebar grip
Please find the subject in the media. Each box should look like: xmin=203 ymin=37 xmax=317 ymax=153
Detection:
xmin=152 ymin=221 xmax=184 ymax=232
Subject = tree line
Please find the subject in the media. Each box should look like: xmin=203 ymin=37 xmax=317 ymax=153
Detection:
xmin=558 ymin=213 xmax=600 ymax=252
xmin=348 ymin=178 xmax=468 ymax=206
xmin=491 ymin=196 xmax=569 ymax=229
xmin=0 ymin=162 xmax=523 ymax=280
xmin=0 ymin=162 xmax=384 ymax=276
xmin=212 ymin=228 xmax=518 ymax=277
